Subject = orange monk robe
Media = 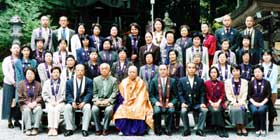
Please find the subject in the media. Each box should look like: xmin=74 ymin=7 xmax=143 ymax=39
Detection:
xmin=113 ymin=77 xmax=154 ymax=129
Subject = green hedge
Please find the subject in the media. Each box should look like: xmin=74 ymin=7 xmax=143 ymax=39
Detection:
xmin=0 ymin=61 xmax=3 ymax=86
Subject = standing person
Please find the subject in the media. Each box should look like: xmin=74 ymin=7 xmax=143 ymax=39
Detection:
xmin=60 ymin=55 xmax=76 ymax=81
xmin=212 ymin=52 xmax=232 ymax=82
xmin=33 ymin=37 xmax=46 ymax=64
xmin=152 ymin=18 xmax=166 ymax=48
xmin=139 ymin=31 xmax=161 ymax=66
xmin=98 ymin=39 xmax=118 ymax=67
xmin=53 ymin=39 xmax=71 ymax=69
xmin=85 ymin=49 xmax=100 ymax=79
xmin=76 ymin=35 xmax=94 ymax=64
xmin=37 ymin=51 xmax=53 ymax=86
xmin=215 ymin=15 xmax=240 ymax=51
xmin=225 ymin=65 xmax=248 ymax=136
xmin=1 ymin=43 xmax=20 ymax=128
xmin=248 ymin=65 xmax=271 ymax=137
xmin=149 ymin=64 xmax=177 ymax=136
xmin=64 ymin=64 xmax=93 ymax=137
xmin=113 ymin=66 xmax=154 ymax=136
xmin=139 ymin=52 xmax=158 ymax=88
xmin=236 ymin=35 xmax=258 ymax=65
xmin=91 ymin=63 xmax=118 ymax=136
xmin=213 ymin=38 xmax=236 ymax=65
xmin=106 ymin=24 xmax=122 ymax=52
xmin=89 ymin=23 xmax=104 ymax=52
xmin=111 ymin=48 xmax=133 ymax=84
xmin=241 ymin=16 xmax=264 ymax=62
xmin=42 ymin=67 xmax=65 ymax=136
xmin=178 ymin=62 xmax=207 ymax=137
xmin=167 ymin=49 xmax=185 ymax=81
xmin=52 ymin=16 xmax=75 ymax=52
xmin=201 ymin=23 xmax=216 ymax=66
xmin=31 ymin=16 xmax=52 ymax=51
xmin=70 ymin=23 xmax=86 ymax=58
xmin=175 ymin=25 xmax=193 ymax=67
xmin=125 ymin=22 xmax=145 ymax=66
xmin=205 ymin=67 xmax=228 ymax=138
xmin=239 ymin=50 xmax=253 ymax=81
xmin=186 ymin=32 xmax=209 ymax=66
xmin=193 ymin=53 xmax=209 ymax=81
xmin=18 ymin=68 xmax=43 ymax=136
xmin=161 ymin=31 xmax=182 ymax=65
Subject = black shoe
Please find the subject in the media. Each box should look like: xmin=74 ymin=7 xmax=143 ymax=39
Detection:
xmin=64 ymin=130 xmax=73 ymax=137
xmin=237 ymin=131 xmax=242 ymax=136
xmin=82 ymin=130 xmax=89 ymax=137
xmin=8 ymin=121 xmax=14 ymax=129
xmin=155 ymin=130 xmax=162 ymax=136
xmin=269 ymin=125 xmax=274 ymax=132
xmin=222 ymin=129 xmax=229 ymax=138
xmin=164 ymin=130 xmax=172 ymax=136
xmin=182 ymin=129 xmax=191 ymax=136
xmin=14 ymin=121 xmax=21 ymax=128
xmin=217 ymin=128 xmax=223 ymax=137
xmin=196 ymin=129 xmax=206 ymax=137
xmin=242 ymin=131 xmax=248 ymax=136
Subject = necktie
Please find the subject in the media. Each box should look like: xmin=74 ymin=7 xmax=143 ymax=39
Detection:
xmin=226 ymin=28 xmax=229 ymax=34
xmin=62 ymin=29 xmax=66 ymax=39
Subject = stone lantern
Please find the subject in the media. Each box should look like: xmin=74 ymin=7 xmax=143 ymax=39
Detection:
xmin=9 ymin=15 xmax=24 ymax=45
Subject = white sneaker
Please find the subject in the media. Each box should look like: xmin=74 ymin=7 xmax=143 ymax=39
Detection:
xmin=25 ymin=130 xmax=31 ymax=136
xmin=118 ymin=132 xmax=123 ymax=136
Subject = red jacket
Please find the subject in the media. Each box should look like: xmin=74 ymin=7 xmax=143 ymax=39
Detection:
xmin=204 ymin=80 xmax=226 ymax=109
xmin=203 ymin=34 xmax=217 ymax=56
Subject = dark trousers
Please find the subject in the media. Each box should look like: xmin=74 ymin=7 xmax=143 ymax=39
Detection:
xmin=153 ymin=106 xmax=175 ymax=132
xmin=249 ymin=103 xmax=268 ymax=131
xmin=181 ymin=107 xmax=207 ymax=131
xmin=208 ymin=105 xmax=225 ymax=127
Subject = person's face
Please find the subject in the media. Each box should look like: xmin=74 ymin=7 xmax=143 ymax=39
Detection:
xmin=22 ymin=47 xmax=30 ymax=58
xmin=159 ymin=65 xmax=168 ymax=77
xmin=100 ymin=66 xmax=110 ymax=77
xmin=232 ymin=69 xmax=240 ymax=78
xmin=66 ymin=58 xmax=75 ymax=68
xmin=166 ymin=33 xmax=174 ymax=44
xmin=245 ymin=16 xmax=254 ymax=28
xmin=75 ymin=66 xmax=85 ymax=78
xmin=221 ymin=41 xmax=230 ymax=51
xmin=25 ymin=70 xmax=35 ymax=82
xmin=90 ymin=52 xmax=98 ymax=61
xmin=145 ymin=54 xmax=153 ymax=64
xmin=223 ymin=16 xmax=231 ymax=27
xmin=242 ymin=53 xmax=250 ymax=63
xmin=128 ymin=68 xmax=137 ymax=80
xmin=41 ymin=16 xmax=49 ymax=27
xmin=210 ymin=69 xmax=218 ymax=80
xmin=242 ymin=38 xmax=250 ymax=47
xmin=45 ymin=53 xmax=53 ymax=64
xmin=59 ymin=41 xmax=67 ymax=51
xmin=103 ymin=41 xmax=111 ymax=50
xmin=10 ymin=44 xmax=20 ymax=56
xmin=193 ymin=56 xmax=201 ymax=64
xmin=118 ymin=51 xmax=127 ymax=60
xmin=82 ymin=39 xmax=89 ymax=47
xmin=145 ymin=32 xmax=153 ymax=44
xmin=201 ymin=24 xmax=209 ymax=34
xmin=180 ymin=27 xmax=189 ymax=37
xmin=193 ymin=37 xmax=201 ymax=46
xmin=36 ymin=41 xmax=44 ymax=49
xmin=131 ymin=26 xmax=139 ymax=36
xmin=78 ymin=25 xmax=85 ymax=35
xmin=51 ymin=69 xmax=60 ymax=80
xmin=186 ymin=63 xmax=196 ymax=76
xmin=169 ymin=51 xmax=177 ymax=62
xmin=262 ymin=53 xmax=272 ymax=63
xmin=93 ymin=26 xmax=100 ymax=36
xmin=154 ymin=21 xmax=162 ymax=32
xmin=218 ymin=53 xmax=227 ymax=64
xmin=59 ymin=17 xmax=68 ymax=28
xmin=254 ymin=68 xmax=263 ymax=80
xmin=110 ymin=26 xmax=118 ymax=37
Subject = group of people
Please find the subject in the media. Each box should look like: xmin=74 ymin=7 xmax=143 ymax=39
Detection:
xmin=1 ymin=14 xmax=278 ymax=138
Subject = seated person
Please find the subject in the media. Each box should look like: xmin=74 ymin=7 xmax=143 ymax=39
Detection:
xmin=113 ymin=66 xmax=154 ymax=136
xmin=64 ymin=64 xmax=93 ymax=137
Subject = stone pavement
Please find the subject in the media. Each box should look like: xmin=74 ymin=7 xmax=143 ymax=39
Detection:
xmin=1 ymin=89 xmax=280 ymax=140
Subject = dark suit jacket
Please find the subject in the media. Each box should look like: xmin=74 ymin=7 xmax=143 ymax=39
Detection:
xmin=139 ymin=44 xmax=161 ymax=66
xmin=178 ymin=76 xmax=205 ymax=109
xmin=76 ymin=47 xmax=95 ymax=64
xmin=125 ymin=35 xmax=145 ymax=60
xmin=236 ymin=48 xmax=258 ymax=65
xmin=52 ymin=28 xmax=75 ymax=52
xmin=215 ymin=27 xmax=240 ymax=51
xmin=149 ymin=76 xmax=177 ymax=106
xmin=89 ymin=35 xmax=104 ymax=51
xmin=66 ymin=77 xmax=93 ymax=104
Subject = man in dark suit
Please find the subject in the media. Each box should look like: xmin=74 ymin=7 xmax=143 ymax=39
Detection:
xmin=149 ymin=64 xmax=177 ymax=136
xmin=178 ymin=62 xmax=207 ymax=137
xmin=215 ymin=15 xmax=240 ymax=51
xmin=52 ymin=16 xmax=75 ymax=52
xmin=64 ymin=64 xmax=93 ymax=137
xmin=240 ymin=16 xmax=264 ymax=63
